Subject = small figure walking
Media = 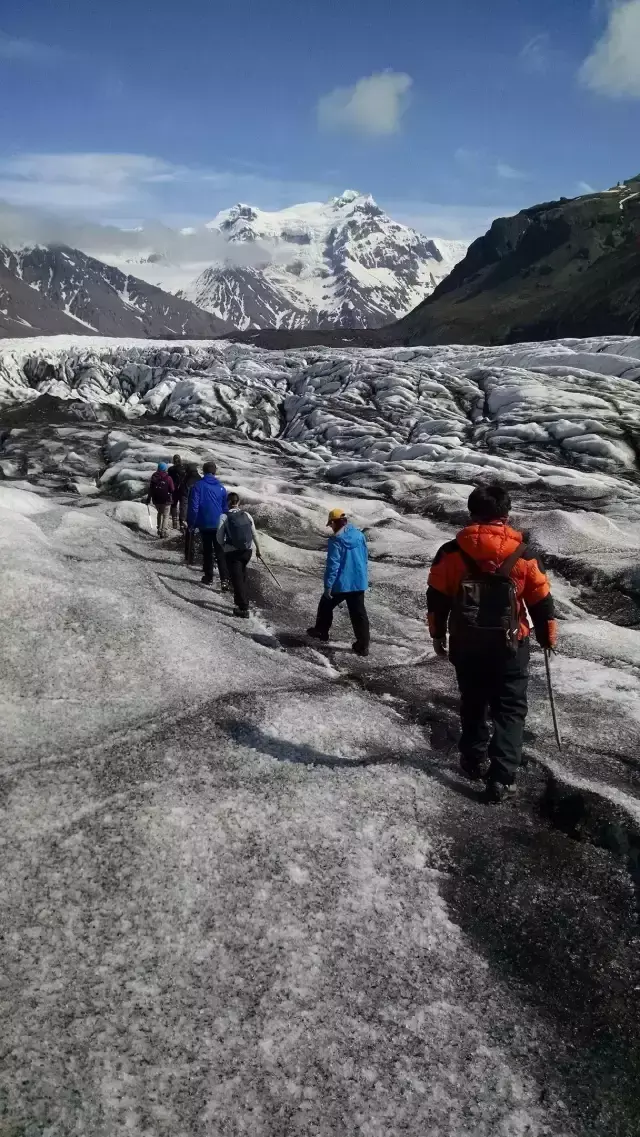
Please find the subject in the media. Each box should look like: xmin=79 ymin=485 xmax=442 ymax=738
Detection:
xmin=427 ymin=483 xmax=557 ymax=803
xmin=307 ymin=507 xmax=370 ymax=657
xmin=146 ymin=462 xmax=174 ymax=537
xmin=217 ymin=493 xmax=262 ymax=618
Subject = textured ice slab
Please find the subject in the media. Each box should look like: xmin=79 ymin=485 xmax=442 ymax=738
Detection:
xmin=1 ymin=336 xmax=640 ymax=518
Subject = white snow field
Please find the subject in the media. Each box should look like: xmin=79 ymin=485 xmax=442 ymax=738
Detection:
xmin=0 ymin=335 xmax=639 ymax=1135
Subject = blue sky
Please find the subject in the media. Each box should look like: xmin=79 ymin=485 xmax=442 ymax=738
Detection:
xmin=1 ymin=0 xmax=639 ymax=239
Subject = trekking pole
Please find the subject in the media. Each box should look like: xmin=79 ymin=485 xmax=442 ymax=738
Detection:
xmin=544 ymin=648 xmax=562 ymax=752
xmin=259 ymin=557 xmax=284 ymax=590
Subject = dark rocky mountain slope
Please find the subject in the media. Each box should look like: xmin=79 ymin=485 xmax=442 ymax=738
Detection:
xmin=0 ymin=245 xmax=231 ymax=339
xmin=394 ymin=178 xmax=640 ymax=345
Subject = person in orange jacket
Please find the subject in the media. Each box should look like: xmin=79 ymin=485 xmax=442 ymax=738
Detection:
xmin=427 ymin=482 xmax=557 ymax=803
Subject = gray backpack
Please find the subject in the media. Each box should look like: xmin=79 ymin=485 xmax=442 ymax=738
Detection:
xmin=224 ymin=510 xmax=253 ymax=551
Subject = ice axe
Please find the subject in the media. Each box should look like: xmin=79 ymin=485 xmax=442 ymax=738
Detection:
xmin=259 ymin=556 xmax=284 ymax=590
xmin=544 ymin=648 xmax=562 ymax=752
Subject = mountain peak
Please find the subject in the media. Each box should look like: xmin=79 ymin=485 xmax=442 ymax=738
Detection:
xmin=332 ymin=190 xmax=363 ymax=206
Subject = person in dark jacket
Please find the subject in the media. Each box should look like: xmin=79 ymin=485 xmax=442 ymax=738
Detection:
xmin=427 ymin=482 xmax=557 ymax=803
xmin=217 ymin=492 xmax=262 ymax=617
xmin=182 ymin=463 xmax=201 ymax=565
xmin=186 ymin=460 xmax=230 ymax=588
xmin=307 ymin=507 xmax=370 ymax=657
xmin=168 ymin=454 xmax=186 ymax=531
xmin=146 ymin=462 xmax=174 ymax=537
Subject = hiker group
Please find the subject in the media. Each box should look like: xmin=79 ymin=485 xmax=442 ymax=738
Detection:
xmin=146 ymin=455 xmax=261 ymax=618
xmin=147 ymin=462 xmax=556 ymax=803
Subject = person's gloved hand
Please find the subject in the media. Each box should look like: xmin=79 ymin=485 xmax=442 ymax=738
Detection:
xmin=432 ymin=637 xmax=448 ymax=659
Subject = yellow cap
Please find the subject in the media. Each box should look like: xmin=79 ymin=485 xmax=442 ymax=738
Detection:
xmin=327 ymin=507 xmax=347 ymax=523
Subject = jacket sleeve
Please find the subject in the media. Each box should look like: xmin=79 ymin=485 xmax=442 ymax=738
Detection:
xmin=324 ymin=538 xmax=341 ymax=592
xmin=187 ymin=481 xmax=200 ymax=529
xmin=167 ymin=476 xmax=174 ymax=495
xmin=522 ymin=551 xmax=557 ymax=648
xmin=427 ymin=542 xmax=458 ymax=638
xmin=217 ymin=514 xmax=227 ymax=545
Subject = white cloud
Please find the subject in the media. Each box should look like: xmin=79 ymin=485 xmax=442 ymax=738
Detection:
xmin=0 ymin=30 xmax=63 ymax=63
xmin=0 ymin=148 xmax=509 ymax=248
xmin=317 ymin=71 xmax=412 ymax=136
xmin=580 ymin=0 xmax=640 ymax=96
xmin=0 ymin=153 xmax=185 ymax=212
xmin=520 ymin=33 xmax=552 ymax=74
xmin=577 ymin=180 xmax=596 ymax=193
xmin=496 ymin=162 xmax=529 ymax=180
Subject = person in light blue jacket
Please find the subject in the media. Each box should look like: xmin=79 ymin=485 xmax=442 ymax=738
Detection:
xmin=307 ymin=507 xmax=370 ymax=657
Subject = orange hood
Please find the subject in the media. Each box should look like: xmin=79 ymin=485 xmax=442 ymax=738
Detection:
xmin=456 ymin=522 xmax=524 ymax=571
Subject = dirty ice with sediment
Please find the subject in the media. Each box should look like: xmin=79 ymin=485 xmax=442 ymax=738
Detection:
xmin=0 ymin=332 xmax=639 ymax=1135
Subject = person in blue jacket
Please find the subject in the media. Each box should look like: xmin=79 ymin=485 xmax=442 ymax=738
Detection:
xmin=307 ymin=507 xmax=370 ymax=656
xmin=186 ymin=460 xmax=230 ymax=588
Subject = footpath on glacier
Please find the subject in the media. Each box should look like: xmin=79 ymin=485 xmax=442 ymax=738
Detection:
xmin=0 ymin=334 xmax=639 ymax=1136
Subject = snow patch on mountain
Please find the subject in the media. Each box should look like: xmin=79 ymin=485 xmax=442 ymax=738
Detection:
xmin=101 ymin=193 xmax=467 ymax=331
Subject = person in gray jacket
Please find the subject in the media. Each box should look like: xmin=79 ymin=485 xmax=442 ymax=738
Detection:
xmin=217 ymin=493 xmax=262 ymax=617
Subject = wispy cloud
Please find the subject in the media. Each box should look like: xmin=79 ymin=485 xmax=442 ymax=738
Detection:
xmin=0 ymin=151 xmax=338 ymax=220
xmin=0 ymin=149 xmax=512 ymax=249
xmin=579 ymin=0 xmax=640 ymax=96
xmin=496 ymin=162 xmax=529 ymax=181
xmin=520 ymin=33 xmax=552 ymax=74
xmin=455 ymin=149 xmax=530 ymax=183
xmin=0 ymin=30 xmax=64 ymax=64
xmin=387 ymin=200 xmax=515 ymax=242
xmin=317 ymin=71 xmax=412 ymax=137
xmin=0 ymin=152 xmax=187 ymax=211
xmin=577 ymin=180 xmax=596 ymax=193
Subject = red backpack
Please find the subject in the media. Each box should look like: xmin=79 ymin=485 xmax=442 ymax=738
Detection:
xmin=150 ymin=472 xmax=173 ymax=506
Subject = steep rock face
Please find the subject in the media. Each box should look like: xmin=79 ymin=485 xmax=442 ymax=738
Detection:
xmin=185 ymin=192 xmax=466 ymax=330
xmin=0 ymin=245 xmax=232 ymax=339
xmin=395 ymin=180 xmax=640 ymax=345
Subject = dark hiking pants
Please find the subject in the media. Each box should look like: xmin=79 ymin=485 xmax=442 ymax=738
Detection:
xmin=315 ymin=591 xmax=370 ymax=652
xmin=454 ymin=639 xmax=530 ymax=786
xmin=200 ymin=529 xmax=229 ymax=584
xmin=227 ymin=549 xmax=252 ymax=611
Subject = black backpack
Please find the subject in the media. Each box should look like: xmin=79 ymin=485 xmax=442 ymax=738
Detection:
xmin=449 ymin=543 xmax=526 ymax=658
xmin=224 ymin=510 xmax=253 ymax=551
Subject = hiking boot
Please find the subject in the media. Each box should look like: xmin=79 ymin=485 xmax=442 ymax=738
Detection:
xmin=483 ymin=780 xmax=516 ymax=804
xmin=307 ymin=627 xmax=329 ymax=642
xmin=201 ymin=575 xmax=213 ymax=586
xmin=221 ymin=581 xmax=231 ymax=593
xmin=233 ymin=607 xmax=250 ymax=619
xmin=460 ymin=754 xmax=490 ymax=782
xmin=352 ymin=642 xmax=370 ymax=658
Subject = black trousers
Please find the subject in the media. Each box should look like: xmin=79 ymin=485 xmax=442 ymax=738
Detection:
xmin=454 ymin=639 xmax=530 ymax=786
xmin=200 ymin=529 xmax=229 ymax=583
xmin=315 ymin=591 xmax=370 ymax=650
xmin=227 ymin=549 xmax=252 ymax=610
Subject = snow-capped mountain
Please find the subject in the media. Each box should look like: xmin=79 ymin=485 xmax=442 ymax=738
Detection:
xmin=185 ymin=192 xmax=466 ymax=330
xmin=0 ymin=245 xmax=231 ymax=339
xmin=113 ymin=192 xmax=467 ymax=332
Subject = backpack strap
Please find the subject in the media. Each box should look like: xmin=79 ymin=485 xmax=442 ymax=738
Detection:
xmin=456 ymin=543 xmax=483 ymax=578
xmin=456 ymin=542 xmax=526 ymax=579
xmin=496 ymin=543 xmax=526 ymax=578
